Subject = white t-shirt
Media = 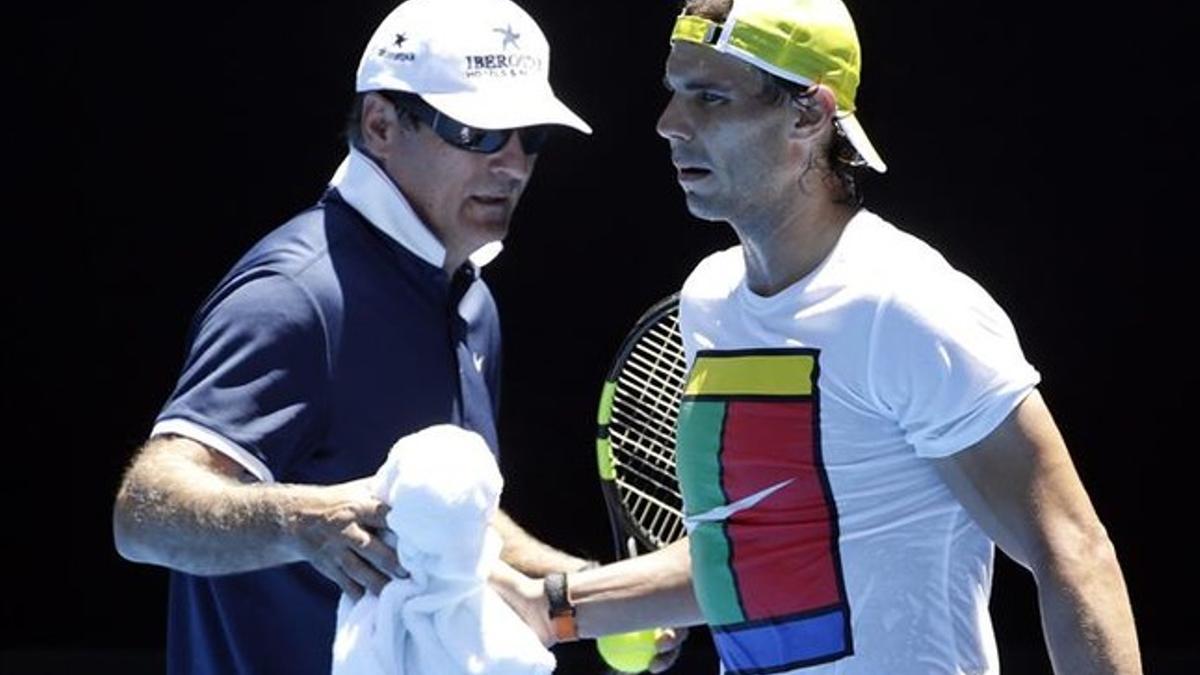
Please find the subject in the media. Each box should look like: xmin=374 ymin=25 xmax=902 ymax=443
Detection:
xmin=677 ymin=209 xmax=1040 ymax=675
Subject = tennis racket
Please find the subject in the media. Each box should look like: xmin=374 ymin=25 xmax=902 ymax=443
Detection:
xmin=595 ymin=294 xmax=688 ymax=560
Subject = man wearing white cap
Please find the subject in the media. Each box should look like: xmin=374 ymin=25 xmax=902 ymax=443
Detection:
xmin=493 ymin=1 xmax=1142 ymax=673
xmin=112 ymin=1 xmax=594 ymax=673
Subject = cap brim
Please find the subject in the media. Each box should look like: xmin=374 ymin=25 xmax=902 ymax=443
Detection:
xmin=421 ymin=86 xmax=592 ymax=134
xmin=838 ymin=114 xmax=886 ymax=173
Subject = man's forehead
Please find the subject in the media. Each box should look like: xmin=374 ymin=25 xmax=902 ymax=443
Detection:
xmin=663 ymin=42 xmax=761 ymax=90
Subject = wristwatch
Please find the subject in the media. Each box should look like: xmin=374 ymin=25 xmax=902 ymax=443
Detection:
xmin=544 ymin=571 xmax=578 ymax=642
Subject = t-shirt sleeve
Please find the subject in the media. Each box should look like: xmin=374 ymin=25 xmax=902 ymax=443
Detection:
xmin=155 ymin=272 xmax=330 ymax=480
xmin=868 ymin=273 xmax=1041 ymax=458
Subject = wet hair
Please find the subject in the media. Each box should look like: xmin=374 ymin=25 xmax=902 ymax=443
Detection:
xmin=683 ymin=0 xmax=734 ymax=19
xmin=681 ymin=0 xmax=864 ymax=206
xmin=757 ymin=76 xmax=864 ymax=206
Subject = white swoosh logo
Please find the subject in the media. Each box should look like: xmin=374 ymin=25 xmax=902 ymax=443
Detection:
xmin=683 ymin=478 xmax=795 ymax=534
xmin=473 ymin=353 xmax=485 ymax=372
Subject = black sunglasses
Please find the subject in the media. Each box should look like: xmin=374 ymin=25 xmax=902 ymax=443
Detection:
xmin=381 ymin=91 xmax=550 ymax=155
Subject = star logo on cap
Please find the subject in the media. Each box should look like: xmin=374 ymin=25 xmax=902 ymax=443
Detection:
xmin=494 ymin=24 xmax=520 ymax=50
xmin=394 ymin=33 xmax=408 ymax=48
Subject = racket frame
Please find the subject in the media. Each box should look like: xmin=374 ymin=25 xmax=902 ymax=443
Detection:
xmin=596 ymin=293 xmax=686 ymax=559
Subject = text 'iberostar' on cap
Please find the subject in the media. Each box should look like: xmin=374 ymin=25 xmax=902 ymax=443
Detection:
xmin=356 ymin=0 xmax=592 ymax=134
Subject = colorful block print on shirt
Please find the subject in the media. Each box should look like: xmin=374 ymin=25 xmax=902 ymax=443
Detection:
xmin=676 ymin=349 xmax=852 ymax=674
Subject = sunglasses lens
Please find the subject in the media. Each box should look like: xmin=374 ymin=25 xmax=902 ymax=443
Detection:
xmin=444 ymin=123 xmax=508 ymax=153
xmin=454 ymin=126 xmax=546 ymax=155
xmin=387 ymin=93 xmax=545 ymax=156
xmin=468 ymin=129 xmax=510 ymax=153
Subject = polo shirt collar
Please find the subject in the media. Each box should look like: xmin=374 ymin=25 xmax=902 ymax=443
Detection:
xmin=329 ymin=146 xmax=448 ymax=268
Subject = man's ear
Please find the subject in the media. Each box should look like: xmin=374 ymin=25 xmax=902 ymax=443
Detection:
xmin=360 ymin=92 xmax=402 ymax=158
xmin=787 ymin=84 xmax=838 ymax=141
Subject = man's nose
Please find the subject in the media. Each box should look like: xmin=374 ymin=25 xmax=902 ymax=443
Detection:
xmin=656 ymin=95 xmax=691 ymax=141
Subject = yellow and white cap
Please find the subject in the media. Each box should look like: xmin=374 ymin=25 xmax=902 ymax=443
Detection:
xmin=671 ymin=0 xmax=885 ymax=172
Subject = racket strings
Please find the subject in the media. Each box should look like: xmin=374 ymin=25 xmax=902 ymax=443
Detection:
xmin=608 ymin=310 xmax=688 ymax=549
xmin=609 ymin=391 xmax=677 ymax=458
xmin=617 ymin=367 xmax=684 ymax=432
xmin=608 ymin=427 xmax=677 ymax=482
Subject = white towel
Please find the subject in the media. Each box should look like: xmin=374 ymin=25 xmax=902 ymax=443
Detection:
xmin=332 ymin=425 xmax=556 ymax=675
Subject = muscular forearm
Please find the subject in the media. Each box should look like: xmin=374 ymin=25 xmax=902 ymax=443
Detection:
xmin=933 ymin=393 xmax=1143 ymax=673
xmin=116 ymin=436 xmax=401 ymax=599
xmin=1036 ymin=535 xmax=1142 ymax=674
xmin=114 ymin=440 xmax=310 ymax=574
xmin=488 ymin=537 xmax=701 ymax=649
xmin=114 ymin=435 xmax=396 ymax=583
xmin=572 ymin=539 xmax=704 ymax=636
xmin=493 ymin=510 xmax=593 ymax=576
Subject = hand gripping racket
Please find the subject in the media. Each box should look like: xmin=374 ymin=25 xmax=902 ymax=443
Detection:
xmin=595 ymin=294 xmax=688 ymax=560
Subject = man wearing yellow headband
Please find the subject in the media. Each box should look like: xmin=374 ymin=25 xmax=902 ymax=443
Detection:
xmin=492 ymin=1 xmax=1142 ymax=673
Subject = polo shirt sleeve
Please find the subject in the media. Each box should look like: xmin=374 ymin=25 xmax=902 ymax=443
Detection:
xmin=154 ymin=271 xmax=331 ymax=481
xmin=868 ymin=273 xmax=1041 ymax=458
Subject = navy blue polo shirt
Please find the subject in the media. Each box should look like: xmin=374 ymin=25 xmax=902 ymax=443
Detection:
xmin=152 ymin=149 xmax=502 ymax=675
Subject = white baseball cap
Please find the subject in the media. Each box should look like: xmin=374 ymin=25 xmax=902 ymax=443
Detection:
xmin=356 ymin=0 xmax=591 ymax=134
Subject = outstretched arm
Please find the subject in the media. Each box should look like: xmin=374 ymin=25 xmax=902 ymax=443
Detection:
xmin=488 ymin=513 xmax=698 ymax=672
xmin=571 ymin=538 xmax=703 ymax=636
xmin=491 ymin=538 xmax=702 ymax=639
xmin=934 ymin=390 xmax=1141 ymax=674
xmin=113 ymin=435 xmax=405 ymax=600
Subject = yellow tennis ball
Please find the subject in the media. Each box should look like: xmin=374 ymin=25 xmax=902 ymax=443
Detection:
xmin=597 ymin=628 xmax=658 ymax=673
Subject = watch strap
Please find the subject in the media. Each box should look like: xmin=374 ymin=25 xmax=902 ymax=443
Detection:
xmin=544 ymin=571 xmax=579 ymax=642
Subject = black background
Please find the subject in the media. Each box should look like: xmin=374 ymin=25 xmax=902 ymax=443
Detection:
xmin=5 ymin=1 xmax=1192 ymax=673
